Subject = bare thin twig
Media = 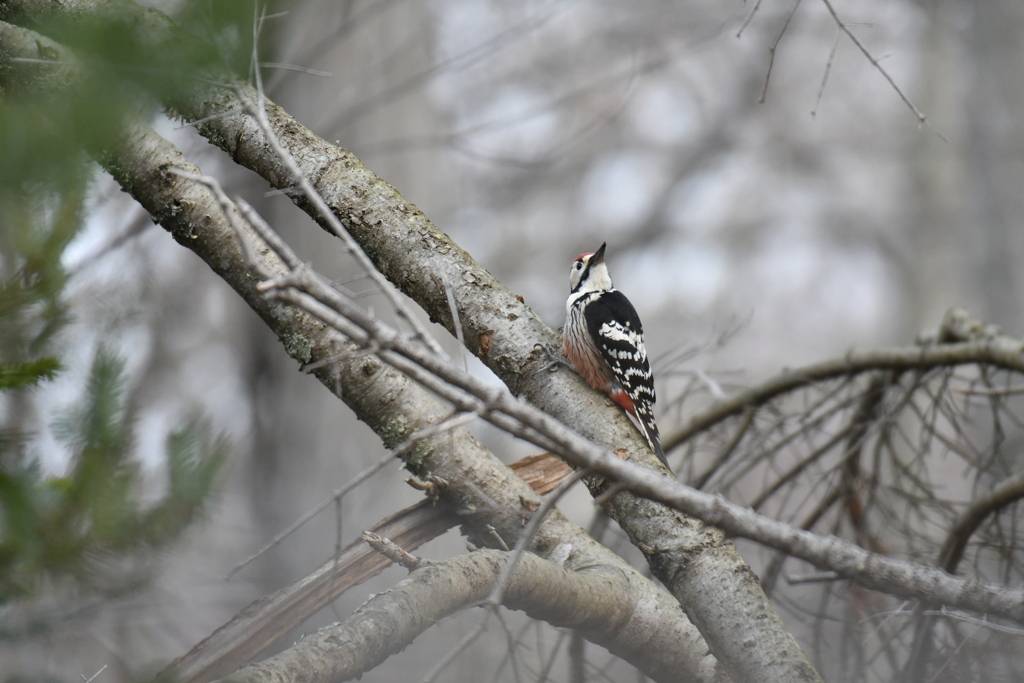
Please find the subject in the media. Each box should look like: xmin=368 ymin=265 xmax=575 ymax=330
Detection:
xmin=736 ymin=0 xmax=766 ymax=38
xmin=422 ymin=615 xmax=488 ymax=683
xmin=252 ymin=266 xmax=1024 ymax=622
xmin=956 ymin=385 xmax=1024 ymax=397
xmin=243 ymin=31 xmax=447 ymax=357
xmin=167 ymin=169 xmax=262 ymax=271
xmin=362 ymin=531 xmax=423 ymax=570
xmin=174 ymin=105 xmax=243 ymax=130
xmin=484 ymin=468 xmax=588 ymax=608
xmin=225 ymin=411 xmax=476 ymax=579
xmin=811 ymin=28 xmax=840 ymax=118
xmin=81 ymin=665 xmax=108 ymax=683
xmin=65 ymin=214 xmax=151 ymax=277
xmin=225 ymin=451 xmax=396 ymax=580
xmin=938 ymin=472 xmax=1024 ymax=574
xmin=817 ymin=0 xmax=948 ymax=141
xmin=785 ymin=570 xmax=841 ymax=585
xmin=258 ymin=62 xmax=333 ymax=77
xmin=758 ymin=0 xmax=803 ymax=104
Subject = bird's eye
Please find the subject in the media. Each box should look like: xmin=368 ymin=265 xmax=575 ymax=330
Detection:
xmin=574 ymin=262 xmax=583 ymax=270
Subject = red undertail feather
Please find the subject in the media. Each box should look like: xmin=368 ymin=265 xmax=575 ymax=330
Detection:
xmin=610 ymin=389 xmax=636 ymax=416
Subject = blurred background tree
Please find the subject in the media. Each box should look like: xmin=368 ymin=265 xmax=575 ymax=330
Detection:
xmin=0 ymin=165 xmax=225 ymax=626
xmin=2 ymin=0 xmax=1024 ymax=681
xmin=0 ymin=0 xmax=238 ymax=662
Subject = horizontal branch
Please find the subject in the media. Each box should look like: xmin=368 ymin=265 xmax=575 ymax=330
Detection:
xmin=158 ymin=454 xmax=570 ymax=683
xmin=159 ymin=501 xmax=454 ymax=683
xmin=0 ymin=24 xmax=723 ymax=680
xmin=664 ymin=337 xmax=1024 ymax=451
xmin=15 ymin=1 xmax=1024 ymax=674
xmin=218 ymin=550 xmax=639 ymax=683
xmin=261 ymin=246 xmax=1024 ymax=626
xmin=0 ymin=5 xmax=985 ymax=678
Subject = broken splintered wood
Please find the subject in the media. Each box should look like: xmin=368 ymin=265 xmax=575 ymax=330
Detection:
xmin=362 ymin=531 xmax=424 ymax=570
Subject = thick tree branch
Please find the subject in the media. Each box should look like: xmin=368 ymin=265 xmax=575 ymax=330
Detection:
xmin=159 ymin=453 xmax=571 ymax=683
xmin=0 ymin=4 xmax=819 ymax=678
xmin=248 ymin=234 xmax=1024 ymax=627
xmin=9 ymin=5 xmax=1024 ymax=679
xmin=160 ymin=500 xmax=454 ymax=683
xmin=217 ymin=550 xmax=642 ymax=683
xmin=0 ymin=23 xmax=722 ymax=680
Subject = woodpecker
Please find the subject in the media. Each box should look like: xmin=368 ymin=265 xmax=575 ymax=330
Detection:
xmin=563 ymin=242 xmax=667 ymax=467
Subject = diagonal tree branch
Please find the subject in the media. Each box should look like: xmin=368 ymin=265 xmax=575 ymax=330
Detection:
xmin=0 ymin=21 xmax=722 ymax=681
xmin=0 ymin=4 xmax=819 ymax=678
xmin=241 ymin=216 xmax=1024 ymax=627
xmin=217 ymin=549 xmax=647 ymax=683
xmin=161 ymin=500 xmax=455 ymax=683
xmin=8 ymin=11 xmax=1024 ymax=679
xmin=9 ymin=5 xmax=1024 ymax=679
xmin=160 ymin=454 xmax=572 ymax=683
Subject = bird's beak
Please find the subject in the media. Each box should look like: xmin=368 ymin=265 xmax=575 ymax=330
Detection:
xmin=592 ymin=242 xmax=607 ymax=264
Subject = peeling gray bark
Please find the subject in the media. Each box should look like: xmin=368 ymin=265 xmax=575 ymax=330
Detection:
xmin=220 ymin=550 xmax=649 ymax=683
xmin=181 ymin=97 xmax=815 ymax=681
xmin=98 ymin=121 xmax=723 ymax=683
xmin=0 ymin=21 xmax=723 ymax=680
xmin=11 ymin=6 xmax=1024 ymax=678
xmin=0 ymin=6 xmax=816 ymax=680
xmin=259 ymin=244 xmax=1024 ymax=625
xmin=178 ymin=64 xmax=820 ymax=683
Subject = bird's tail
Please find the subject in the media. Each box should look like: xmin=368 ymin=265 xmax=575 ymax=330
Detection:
xmin=637 ymin=412 xmax=669 ymax=470
xmin=613 ymin=388 xmax=669 ymax=470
